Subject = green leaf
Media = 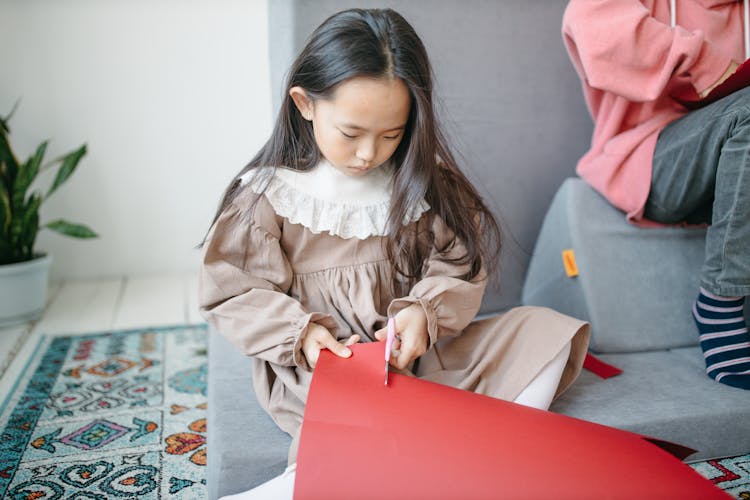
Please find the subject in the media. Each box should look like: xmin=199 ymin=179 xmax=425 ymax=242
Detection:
xmin=0 ymin=100 xmax=21 ymax=191
xmin=12 ymin=141 xmax=47 ymax=210
xmin=46 ymin=144 xmax=86 ymax=199
xmin=0 ymin=99 xmax=20 ymax=134
xmin=0 ymin=114 xmax=9 ymax=135
xmin=0 ymin=177 xmax=9 ymax=236
xmin=8 ymin=192 xmax=41 ymax=260
xmin=0 ymin=125 xmax=19 ymax=191
xmin=0 ymin=104 xmax=94 ymax=260
xmin=20 ymin=194 xmax=41 ymax=260
xmin=45 ymin=219 xmax=98 ymax=239
xmin=0 ymin=237 xmax=14 ymax=265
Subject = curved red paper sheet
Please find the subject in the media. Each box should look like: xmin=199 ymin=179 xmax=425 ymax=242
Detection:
xmin=295 ymin=342 xmax=728 ymax=500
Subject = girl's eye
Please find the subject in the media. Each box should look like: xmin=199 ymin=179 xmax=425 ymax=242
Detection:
xmin=383 ymin=134 xmax=401 ymax=140
xmin=340 ymin=131 xmax=358 ymax=139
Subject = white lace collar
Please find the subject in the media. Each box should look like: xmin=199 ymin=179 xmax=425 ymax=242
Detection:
xmin=240 ymin=160 xmax=430 ymax=239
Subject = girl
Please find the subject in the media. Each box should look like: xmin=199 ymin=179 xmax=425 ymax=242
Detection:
xmin=200 ymin=8 xmax=590 ymax=496
xmin=563 ymin=0 xmax=750 ymax=390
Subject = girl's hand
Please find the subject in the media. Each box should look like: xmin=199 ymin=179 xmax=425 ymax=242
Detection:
xmin=374 ymin=304 xmax=428 ymax=370
xmin=302 ymin=323 xmax=360 ymax=369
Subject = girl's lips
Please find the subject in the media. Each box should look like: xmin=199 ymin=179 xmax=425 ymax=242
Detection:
xmin=348 ymin=166 xmax=370 ymax=173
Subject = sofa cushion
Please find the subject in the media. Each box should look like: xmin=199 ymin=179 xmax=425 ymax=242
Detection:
xmin=550 ymin=346 xmax=750 ymax=461
xmin=207 ymin=327 xmax=289 ymax=499
xmin=522 ymin=177 xmax=724 ymax=353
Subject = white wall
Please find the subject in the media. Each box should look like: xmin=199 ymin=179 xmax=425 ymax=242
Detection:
xmin=0 ymin=0 xmax=271 ymax=280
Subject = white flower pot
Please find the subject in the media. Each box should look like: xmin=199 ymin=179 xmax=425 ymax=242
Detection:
xmin=0 ymin=254 xmax=52 ymax=326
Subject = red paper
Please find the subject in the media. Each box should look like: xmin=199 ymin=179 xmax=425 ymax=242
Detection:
xmin=584 ymin=352 xmax=623 ymax=379
xmin=675 ymin=58 xmax=750 ymax=109
xmin=295 ymin=342 xmax=728 ymax=500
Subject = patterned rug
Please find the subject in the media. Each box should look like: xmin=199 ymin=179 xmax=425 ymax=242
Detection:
xmin=0 ymin=325 xmax=207 ymax=499
xmin=691 ymin=455 xmax=750 ymax=499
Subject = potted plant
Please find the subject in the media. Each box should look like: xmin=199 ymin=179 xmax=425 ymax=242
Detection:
xmin=0 ymin=103 xmax=97 ymax=326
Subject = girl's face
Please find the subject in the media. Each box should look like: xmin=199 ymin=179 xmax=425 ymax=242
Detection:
xmin=290 ymin=76 xmax=411 ymax=177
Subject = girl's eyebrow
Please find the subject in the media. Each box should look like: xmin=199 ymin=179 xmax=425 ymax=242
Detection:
xmin=339 ymin=123 xmax=406 ymax=132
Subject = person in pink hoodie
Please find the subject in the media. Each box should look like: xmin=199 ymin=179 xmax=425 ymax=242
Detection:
xmin=563 ymin=0 xmax=750 ymax=390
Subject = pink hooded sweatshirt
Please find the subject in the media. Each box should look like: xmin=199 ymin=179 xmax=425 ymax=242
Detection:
xmin=562 ymin=0 xmax=749 ymax=222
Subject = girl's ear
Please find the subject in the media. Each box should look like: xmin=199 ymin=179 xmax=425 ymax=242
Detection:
xmin=289 ymin=86 xmax=313 ymax=121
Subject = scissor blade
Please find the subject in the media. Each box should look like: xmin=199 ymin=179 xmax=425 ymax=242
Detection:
xmin=384 ymin=361 xmax=389 ymax=385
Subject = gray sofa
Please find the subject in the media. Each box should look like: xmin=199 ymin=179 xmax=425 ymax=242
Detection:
xmin=207 ymin=1 xmax=750 ymax=498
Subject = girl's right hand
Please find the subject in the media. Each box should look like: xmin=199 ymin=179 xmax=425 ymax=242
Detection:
xmin=301 ymin=323 xmax=360 ymax=369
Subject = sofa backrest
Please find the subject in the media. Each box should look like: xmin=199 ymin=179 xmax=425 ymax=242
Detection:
xmin=268 ymin=0 xmax=593 ymax=314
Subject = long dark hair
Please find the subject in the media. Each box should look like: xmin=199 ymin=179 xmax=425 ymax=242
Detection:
xmin=207 ymin=8 xmax=501 ymax=293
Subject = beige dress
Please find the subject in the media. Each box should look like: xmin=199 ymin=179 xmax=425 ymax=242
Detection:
xmin=199 ymin=161 xmax=590 ymax=461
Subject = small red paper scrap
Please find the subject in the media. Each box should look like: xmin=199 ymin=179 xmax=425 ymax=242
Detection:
xmin=584 ymin=352 xmax=624 ymax=379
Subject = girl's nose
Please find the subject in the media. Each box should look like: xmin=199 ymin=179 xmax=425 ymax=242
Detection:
xmin=356 ymin=140 xmax=376 ymax=163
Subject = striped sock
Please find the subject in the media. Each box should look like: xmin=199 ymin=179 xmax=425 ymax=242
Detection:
xmin=692 ymin=288 xmax=750 ymax=390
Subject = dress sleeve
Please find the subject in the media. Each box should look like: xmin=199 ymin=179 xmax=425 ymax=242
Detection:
xmin=562 ymin=0 xmax=734 ymax=101
xmin=198 ymin=189 xmax=338 ymax=370
xmin=387 ymin=215 xmax=486 ymax=348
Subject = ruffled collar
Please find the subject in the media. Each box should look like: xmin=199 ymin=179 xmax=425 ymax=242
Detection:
xmin=240 ymin=160 xmax=429 ymax=239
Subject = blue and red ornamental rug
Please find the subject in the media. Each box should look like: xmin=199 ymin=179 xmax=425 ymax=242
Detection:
xmin=0 ymin=325 xmax=207 ymax=498
xmin=690 ymin=455 xmax=750 ymax=499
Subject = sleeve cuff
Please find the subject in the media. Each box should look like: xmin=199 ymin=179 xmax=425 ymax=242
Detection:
xmin=387 ymin=297 xmax=439 ymax=349
xmin=292 ymin=312 xmax=339 ymax=371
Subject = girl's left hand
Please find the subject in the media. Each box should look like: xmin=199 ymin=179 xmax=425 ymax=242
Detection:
xmin=374 ymin=304 xmax=428 ymax=370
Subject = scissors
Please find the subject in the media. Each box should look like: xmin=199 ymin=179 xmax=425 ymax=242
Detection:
xmin=384 ymin=317 xmax=396 ymax=386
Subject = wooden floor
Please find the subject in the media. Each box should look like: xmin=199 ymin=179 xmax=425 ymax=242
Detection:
xmin=0 ymin=272 xmax=205 ymax=405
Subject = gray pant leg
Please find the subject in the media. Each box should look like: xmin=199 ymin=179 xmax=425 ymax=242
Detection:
xmin=645 ymin=86 xmax=750 ymax=297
